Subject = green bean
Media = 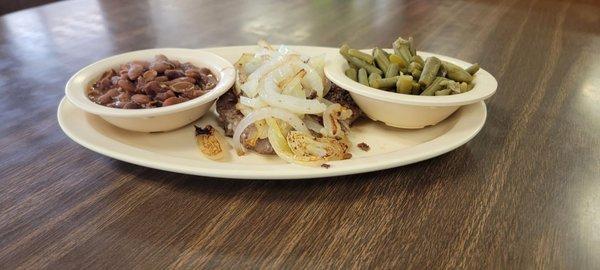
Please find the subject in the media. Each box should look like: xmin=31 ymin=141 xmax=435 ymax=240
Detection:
xmin=409 ymin=62 xmax=423 ymax=73
xmin=389 ymin=54 xmax=408 ymax=68
xmin=385 ymin=63 xmax=400 ymax=78
xmin=392 ymin=37 xmax=412 ymax=63
xmin=411 ymin=81 xmax=421 ymax=95
xmin=465 ymin=63 xmax=480 ymax=75
xmin=418 ymin=56 xmax=441 ymax=87
xmin=435 ymin=89 xmax=452 ymax=96
xmin=340 ymin=44 xmax=350 ymax=55
xmin=381 ymin=48 xmax=391 ymax=58
xmin=340 ymin=44 xmax=357 ymax=68
xmin=466 ymin=83 xmax=475 ymax=92
xmin=437 ymin=63 xmax=446 ymax=76
xmin=412 ymin=55 xmax=424 ymax=66
xmin=345 ymin=68 xmax=358 ymax=81
xmin=396 ymin=75 xmax=413 ymax=94
xmin=371 ymin=76 xmax=400 ymax=89
xmin=345 ymin=55 xmax=383 ymax=75
xmin=459 ymin=82 xmax=468 ymax=93
xmin=408 ymin=37 xmax=416 ymax=56
xmin=358 ymin=68 xmax=369 ymax=86
xmin=373 ymin=47 xmax=390 ymax=72
xmin=347 ymin=49 xmax=374 ymax=64
xmin=441 ymin=80 xmax=461 ymax=94
xmin=441 ymin=61 xmax=473 ymax=82
xmin=420 ymin=77 xmax=446 ymax=96
xmin=368 ymin=73 xmax=382 ymax=87
xmin=411 ymin=69 xmax=422 ymax=79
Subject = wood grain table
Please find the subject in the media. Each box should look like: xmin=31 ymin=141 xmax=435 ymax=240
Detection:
xmin=1 ymin=0 xmax=599 ymax=269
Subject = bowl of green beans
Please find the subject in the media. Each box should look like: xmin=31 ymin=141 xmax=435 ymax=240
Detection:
xmin=324 ymin=37 xmax=497 ymax=128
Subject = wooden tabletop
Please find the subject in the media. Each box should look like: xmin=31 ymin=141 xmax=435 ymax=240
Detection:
xmin=1 ymin=0 xmax=599 ymax=269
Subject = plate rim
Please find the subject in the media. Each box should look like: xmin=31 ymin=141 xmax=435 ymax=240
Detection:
xmin=57 ymin=45 xmax=488 ymax=180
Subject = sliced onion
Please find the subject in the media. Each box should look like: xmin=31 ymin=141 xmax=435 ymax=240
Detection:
xmin=282 ymin=78 xmax=305 ymax=98
xmin=317 ymin=97 xmax=334 ymax=107
xmin=303 ymin=115 xmax=324 ymax=134
xmin=277 ymin=44 xmax=292 ymax=55
xmin=322 ymin=103 xmax=352 ymax=138
xmin=233 ymin=107 xmax=310 ymax=155
xmin=258 ymin=39 xmax=275 ymax=51
xmin=308 ymin=55 xmax=331 ymax=96
xmin=235 ymin=102 xmax=253 ymax=116
xmin=239 ymin=96 xmax=267 ymax=109
xmin=266 ymin=119 xmax=323 ymax=166
xmin=259 ymin=78 xmax=326 ymax=114
xmin=241 ymin=54 xmax=300 ymax=97
xmin=244 ymin=56 xmax=265 ymax=75
xmin=290 ymin=59 xmax=324 ymax=98
xmin=234 ymin=53 xmax=256 ymax=93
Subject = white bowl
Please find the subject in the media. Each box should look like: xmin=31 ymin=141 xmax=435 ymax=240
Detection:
xmin=325 ymin=50 xmax=497 ymax=129
xmin=65 ymin=48 xmax=235 ymax=132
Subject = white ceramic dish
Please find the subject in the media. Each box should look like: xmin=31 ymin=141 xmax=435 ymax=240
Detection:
xmin=65 ymin=48 xmax=235 ymax=132
xmin=325 ymin=49 xmax=497 ymax=129
xmin=58 ymin=46 xmax=488 ymax=180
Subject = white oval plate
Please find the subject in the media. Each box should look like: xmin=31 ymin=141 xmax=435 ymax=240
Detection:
xmin=57 ymin=46 xmax=487 ymax=179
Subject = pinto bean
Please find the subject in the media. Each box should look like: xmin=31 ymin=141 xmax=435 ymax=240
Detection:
xmin=154 ymin=76 xmax=169 ymax=82
xmin=111 ymin=75 xmax=120 ymax=85
xmin=165 ymin=69 xmax=185 ymax=80
xmin=182 ymin=89 xmax=208 ymax=99
xmin=169 ymin=59 xmax=181 ymax=68
xmin=109 ymin=101 xmax=125 ymax=108
xmin=184 ymin=68 xmax=202 ymax=80
xmin=149 ymin=60 xmax=172 ymax=73
xmin=122 ymin=102 xmax=141 ymax=109
xmin=96 ymin=78 xmax=112 ymax=90
xmin=200 ymin=73 xmax=217 ymax=90
xmin=165 ymin=77 xmax=195 ymax=85
xmin=147 ymin=100 xmax=160 ymax=108
xmin=127 ymin=64 xmax=144 ymax=80
xmin=116 ymin=92 xmax=131 ymax=102
xmin=154 ymin=54 xmax=168 ymax=61
xmin=131 ymin=94 xmax=151 ymax=104
xmin=131 ymin=60 xmax=150 ymax=69
xmin=135 ymin=77 xmax=147 ymax=93
xmin=180 ymin=62 xmax=195 ymax=71
xmin=119 ymin=74 xmax=128 ymax=83
xmin=155 ymin=90 xmax=175 ymax=101
xmin=105 ymin=88 xmax=120 ymax=97
xmin=142 ymin=69 xmax=157 ymax=81
xmin=97 ymin=93 xmax=113 ymax=105
xmin=103 ymin=69 xmax=117 ymax=79
xmin=169 ymin=81 xmax=195 ymax=93
xmin=118 ymin=79 xmax=135 ymax=92
xmin=155 ymin=85 xmax=170 ymax=93
xmin=142 ymin=81 xmax=161 ymax=95
xmin=88 ymin=89 xmax=103 ymax=97
xmin=199 ymin=67 xmax=212 ymax=75
xmin=162 ymin=96 xmax=188 ymax=106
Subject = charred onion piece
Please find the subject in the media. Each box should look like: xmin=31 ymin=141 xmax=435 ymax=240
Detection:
xmin=195 ymin=125 xmax=227 ymax=160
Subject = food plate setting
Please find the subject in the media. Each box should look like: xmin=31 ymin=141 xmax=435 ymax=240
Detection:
xmin=59 ymin=38 xmax=497 ymax=179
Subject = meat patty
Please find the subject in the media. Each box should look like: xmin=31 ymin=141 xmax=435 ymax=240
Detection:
xmin=216 ymin=88 xmax=274 ymax=155
xmin=216 ymin=89 xmax=243 ymax=137
xmin=215 ymin=84 xmax=362 ymax=155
